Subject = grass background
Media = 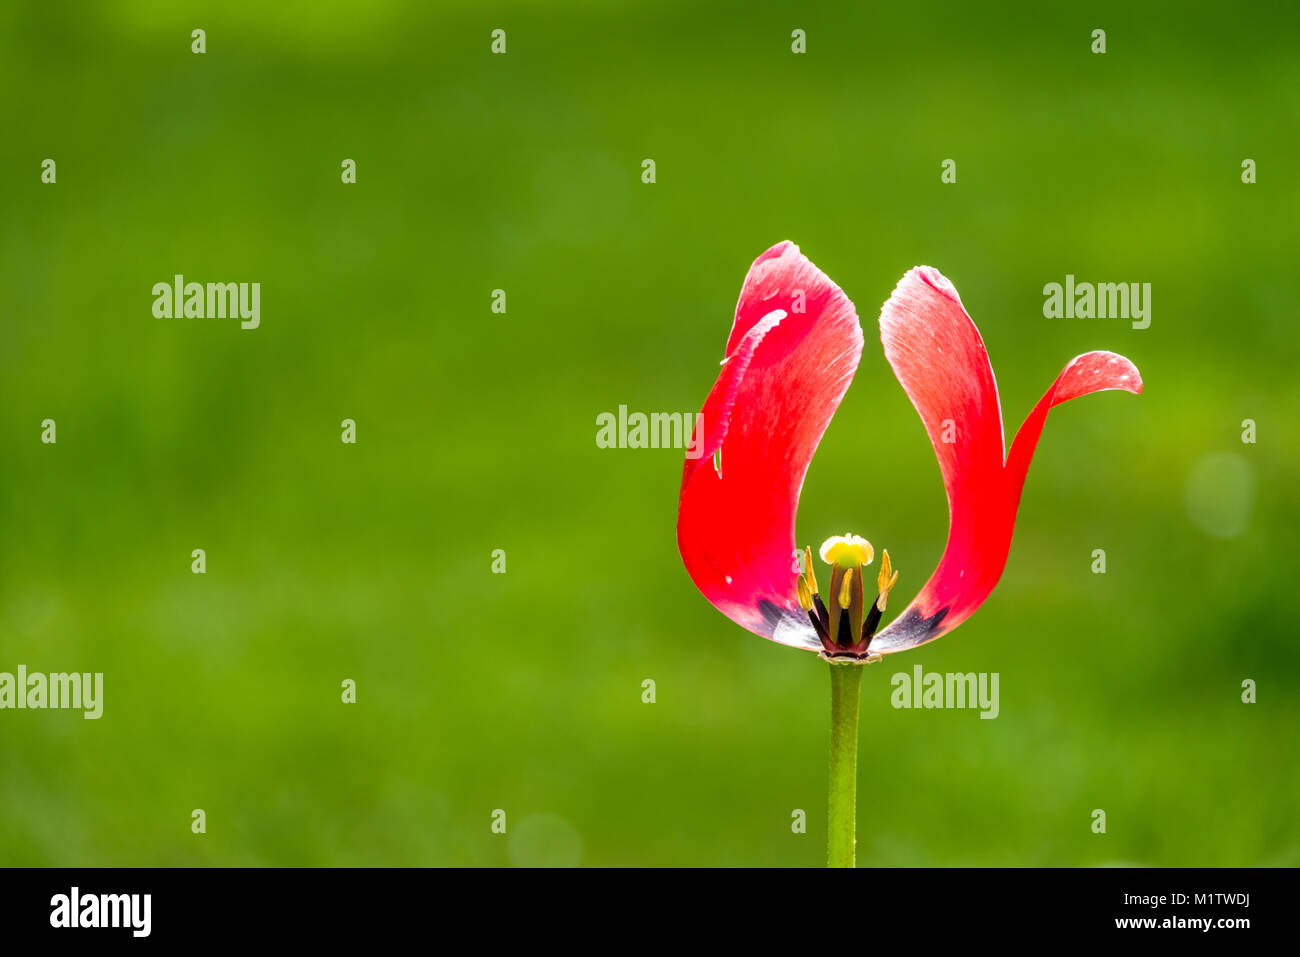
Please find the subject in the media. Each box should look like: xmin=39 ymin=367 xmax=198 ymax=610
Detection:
xmin=0 ymin=0 xmax=1296 ymax=866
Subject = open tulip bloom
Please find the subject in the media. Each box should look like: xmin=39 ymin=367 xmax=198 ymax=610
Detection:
xmin=677 ymin=241 xmax=1142 ymax=867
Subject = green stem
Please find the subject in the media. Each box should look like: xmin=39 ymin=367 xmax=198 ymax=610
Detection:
xmin=827 ymin=661 xmax=863 ymax=868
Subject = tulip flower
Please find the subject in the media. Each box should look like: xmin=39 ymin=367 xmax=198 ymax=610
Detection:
xmin=677 ymin=241 xmax=1142 ymax=867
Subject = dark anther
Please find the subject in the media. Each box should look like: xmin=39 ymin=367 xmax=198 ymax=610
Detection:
xmin=861 ymin=598 xmax=884 ymax=644
xmin=837 ymin=608 xmax=852 ymax=648
xmin=812 ymin=594 xmax=830 ymax=633
xmin=807 ymin=609 xmax=830 ymax=644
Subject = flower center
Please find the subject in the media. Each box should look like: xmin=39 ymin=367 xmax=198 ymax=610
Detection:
xmin=797 ymin=534 xmax=900 ymax=660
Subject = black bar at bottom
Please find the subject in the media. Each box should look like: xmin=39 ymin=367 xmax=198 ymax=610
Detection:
xmin=0 ymin=866 xmax=1280 ymax=943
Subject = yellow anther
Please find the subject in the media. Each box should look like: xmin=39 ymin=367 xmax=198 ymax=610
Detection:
xmin=838 ymin=567 xmax=854 ymax=608
xmin=875 ymin=548 xmax=900 ymax=612
xmin=819 ymin=533 xmax=874 ymax=569
xmin=803 ymin=546 xmax=819 ymax=596
xmin=797 ymin=574 xmax=814 ymax=611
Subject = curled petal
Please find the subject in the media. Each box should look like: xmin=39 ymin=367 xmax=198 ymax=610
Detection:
xmin=869 ymin=267 xmax=1142 ymax=654
xmin=677 ymin=242 xmax=863 ymax=650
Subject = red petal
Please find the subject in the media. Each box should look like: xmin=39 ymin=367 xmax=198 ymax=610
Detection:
xmin=870 ymin=267 xmax=1142 ymax=654
xmin=677 ymin=242 xmax=863 ymax=650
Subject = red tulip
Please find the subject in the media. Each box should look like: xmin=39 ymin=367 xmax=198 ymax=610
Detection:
xmin=676 ymin=241 xmax=1143 ymax=867
xmin=677 ymin=241 xmax=1142 ymax=660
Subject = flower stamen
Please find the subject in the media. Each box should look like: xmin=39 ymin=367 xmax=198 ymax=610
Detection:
xmin=875 ymin=549 xmax=900 ymax=612
xmin=797 ymin=535 xmax=901 ymax=659
xmin=797 ymin=574 xmax=814 ymax=611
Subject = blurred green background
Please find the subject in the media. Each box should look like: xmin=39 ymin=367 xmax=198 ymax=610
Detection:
xmin=1 ymin=0 xmax=1297 ymax=867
